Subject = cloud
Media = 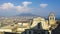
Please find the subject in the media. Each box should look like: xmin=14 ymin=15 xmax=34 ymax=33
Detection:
xmin=0 ymin=1 xmax=32 ymax=13
xmin=16 ymin=6 xmax=32 ymax=13
xmin=40 ymin=4 xmax=48 ymax=8
xmin=0 ymin=3 xmax=14 ymax=10
xmin=16 ymin=1 xmax=32 ymax=13
xmin=22 ymin=1 xmax=32 ymax=7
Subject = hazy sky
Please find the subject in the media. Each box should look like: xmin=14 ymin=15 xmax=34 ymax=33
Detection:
xmin=0 ymin=0 xmax=60 ymax=17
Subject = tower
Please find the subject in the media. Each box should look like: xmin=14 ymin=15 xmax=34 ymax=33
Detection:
xmin=49 ymin=12 xmax=56 ymax=25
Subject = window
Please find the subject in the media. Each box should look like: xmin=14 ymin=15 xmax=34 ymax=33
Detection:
xmin=29 ymin=30 xmax=31 ymax=34
xmin=38 ymin=23 xmax=41 ymax=29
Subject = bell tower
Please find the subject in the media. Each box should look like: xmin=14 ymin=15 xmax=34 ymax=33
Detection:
xmin=49 ymin=12 xmax=56 ymax=25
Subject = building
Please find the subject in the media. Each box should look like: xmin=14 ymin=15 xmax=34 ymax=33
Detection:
xmin=0 ymin=12 xmax=58 ymax=34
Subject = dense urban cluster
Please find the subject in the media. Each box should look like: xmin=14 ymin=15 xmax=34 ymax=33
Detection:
xmin=0 ymin=12 xmax=59 ymax=34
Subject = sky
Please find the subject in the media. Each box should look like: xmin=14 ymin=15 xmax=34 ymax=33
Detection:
xmin=0 ymin=0 xmax=60 ymax=18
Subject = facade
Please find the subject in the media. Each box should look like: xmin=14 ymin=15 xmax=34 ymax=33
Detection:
xmin=0 ymin=12 xmax=57 ymax=34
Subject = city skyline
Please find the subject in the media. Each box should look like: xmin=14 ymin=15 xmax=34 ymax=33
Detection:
xmin=0 ymin=0 xmax=60 ymax=18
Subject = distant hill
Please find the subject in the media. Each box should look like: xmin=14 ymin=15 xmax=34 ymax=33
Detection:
xmin=17 ymin=13 xmax=60 ymax=20
xmin=17 ymin=13 xmax=39 ymax=16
